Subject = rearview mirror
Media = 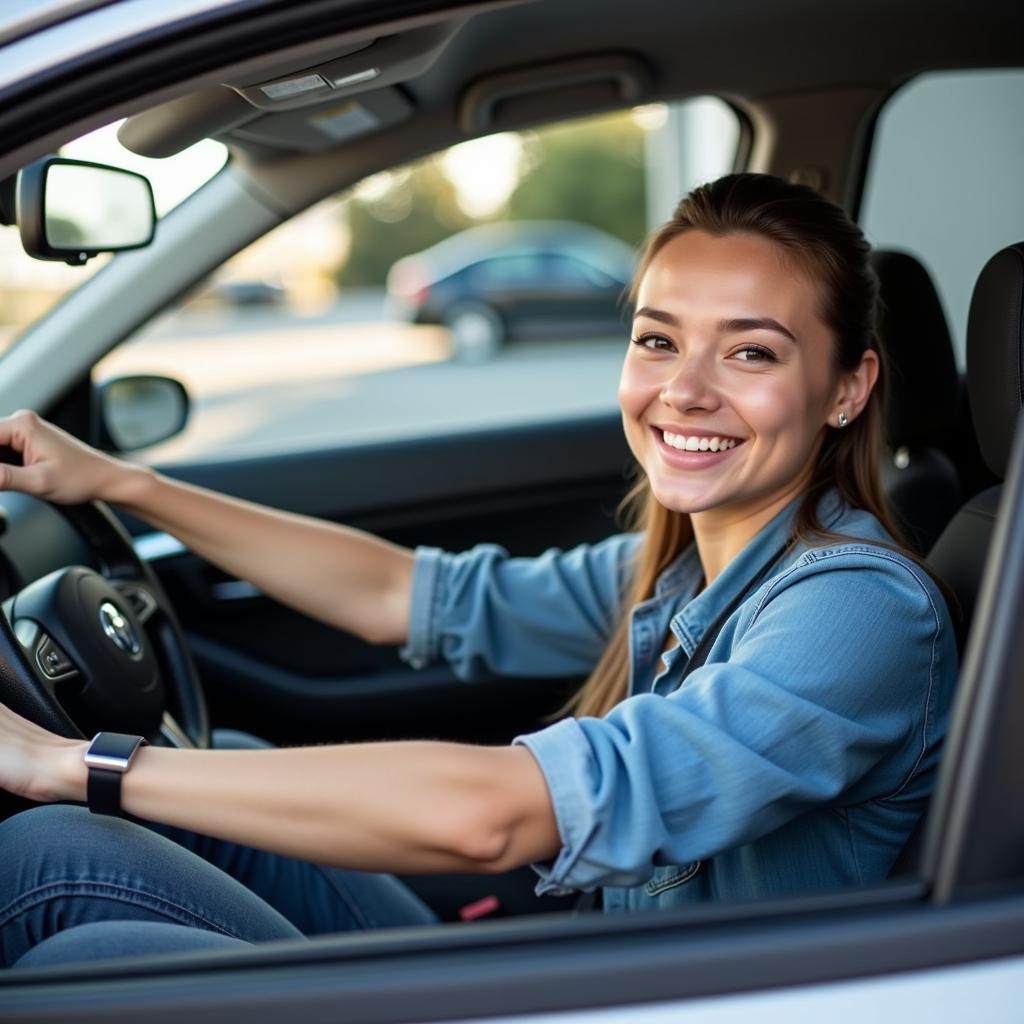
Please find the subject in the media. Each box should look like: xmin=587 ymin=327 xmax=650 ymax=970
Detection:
xmin=16 ymin=157 xmax=156 ymax=265
xmin=95 ymin=375 xmax=189 ymax=452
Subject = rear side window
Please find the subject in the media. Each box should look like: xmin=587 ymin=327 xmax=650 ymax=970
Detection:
xmin=861 ymin=70 xmax=1024 ymax=366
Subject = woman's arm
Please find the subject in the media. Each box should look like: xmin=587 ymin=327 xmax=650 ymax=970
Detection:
xmin=0 ymin=411 xmax=413 ymax=643
xmin=5 ymin=705 xmax=561 ymax=874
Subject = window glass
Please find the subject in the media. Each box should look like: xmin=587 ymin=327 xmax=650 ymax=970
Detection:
xmin=97 ymin=98 xmax=740 ymax=464
xmin=470 ymin=253 xmax=546 ymax=287
xmin=0 ymin=120 xmax=227 ymax=353
xmin=860 ymin=70 xmax=1024 ymax=366
xmin=545 ymin=254 xmax=616 ymax=288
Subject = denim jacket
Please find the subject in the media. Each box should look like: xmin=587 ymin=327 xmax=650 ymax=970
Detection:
xmin=400 ymin=493 xmax=958 ymax=911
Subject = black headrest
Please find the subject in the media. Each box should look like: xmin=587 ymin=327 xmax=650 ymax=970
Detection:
xmin=967 ymin=242 xmax=1024 ymax=480
xmin=871 ymin=250 xmax=959 ymax=448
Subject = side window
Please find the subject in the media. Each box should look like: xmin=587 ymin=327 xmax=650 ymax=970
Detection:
xmin=860 ymin=70 xmax=1024 ymax=366
xmin=97 ymin=99 xmax=740 ymax=463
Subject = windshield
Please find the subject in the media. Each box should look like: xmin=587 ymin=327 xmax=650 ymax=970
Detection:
xmin=0 ymin=120 xmax=227 ymax=352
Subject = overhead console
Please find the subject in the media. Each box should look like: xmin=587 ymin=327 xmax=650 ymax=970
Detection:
xmin=231 ymin=21 xmax=458 ymax=113
xmin=119 ymin=18 xmax=465 ymax=156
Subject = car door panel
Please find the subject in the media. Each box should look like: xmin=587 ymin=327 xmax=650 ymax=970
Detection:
xmin=140 ymin=413 xmax=632 ymax=745
xmin=6 ymin=884 xmax=1024 ymax=1022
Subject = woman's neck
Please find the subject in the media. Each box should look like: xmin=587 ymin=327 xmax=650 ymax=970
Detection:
xmin=691 ymin=481 xmax=806 ymax=585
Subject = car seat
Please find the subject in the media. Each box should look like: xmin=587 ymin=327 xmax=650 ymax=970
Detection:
xmin=888 ymin=240 xmax=1024 ymax=877
xmin=872 ymin=250 xmax=962 ymax=553
xmin=925 ymin=242 xmax=1024 ymax=638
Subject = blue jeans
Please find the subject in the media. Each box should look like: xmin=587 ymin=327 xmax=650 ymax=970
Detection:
xmin=0 ymin=729 xmax=439 ymax=968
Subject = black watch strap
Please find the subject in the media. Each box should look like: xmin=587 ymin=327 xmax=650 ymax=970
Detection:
xmin=84 ymin=732 xmax=148 ymax=817
xmin=86 ymin=765 xmax=127 ymax=817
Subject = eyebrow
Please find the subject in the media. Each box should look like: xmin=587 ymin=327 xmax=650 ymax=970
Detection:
xmin=634 ymin=307 xmax=798 ymax=344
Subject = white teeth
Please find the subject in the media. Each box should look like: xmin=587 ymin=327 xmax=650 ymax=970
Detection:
xmin=661 ymin=430 xmax=739 ymax=452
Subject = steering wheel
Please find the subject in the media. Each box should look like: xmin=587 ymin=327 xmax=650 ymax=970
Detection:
xmin=0 ymin=498 xmax=209 ymax=750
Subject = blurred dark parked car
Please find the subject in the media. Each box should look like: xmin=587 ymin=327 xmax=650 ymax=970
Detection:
xmin=387 ymin=221 xmax=634 ymax=359
xmin=203 ymin=279 xmax=286 ymax=308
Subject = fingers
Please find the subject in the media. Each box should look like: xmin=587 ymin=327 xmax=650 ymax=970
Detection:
xmin=0 ymin=411 xmax=108 ymax=504
xmin=0 ymin=409 xmax=41 ymax=454
xmin=0 ymin=460 xmax=45 ymax=496
xmin=0 ymin=412 xmax=55 ymax=497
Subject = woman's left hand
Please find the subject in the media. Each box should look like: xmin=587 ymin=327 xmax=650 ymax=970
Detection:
xmin=0 ymin=703 xmax=85 ymax=803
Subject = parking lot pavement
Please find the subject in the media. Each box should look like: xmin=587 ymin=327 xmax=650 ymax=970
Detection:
xmin=98 ymin=313 xmax=626 ymax=462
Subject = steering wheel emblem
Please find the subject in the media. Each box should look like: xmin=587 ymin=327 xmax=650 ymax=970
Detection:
xmin=99 ymin=601 xmax=140 ymax=655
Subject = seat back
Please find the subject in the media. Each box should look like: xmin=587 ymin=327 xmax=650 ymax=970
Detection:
xmin=872 ymin=250 xmax=961 ymax=553
xmin=888 ymin=241 xmax=1024 ymax=878
xmin=927 ymin=241 xmax=1024 ymax=640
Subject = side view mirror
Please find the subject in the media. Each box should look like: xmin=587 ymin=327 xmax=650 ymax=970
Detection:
xmin=16 ymin=156 xmax=156 ymax=266
xmin=94 ymin=375 xmax=190 ymax=452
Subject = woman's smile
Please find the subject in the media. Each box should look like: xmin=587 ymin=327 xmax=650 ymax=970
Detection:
xmin=651 ymin=426 xmax=745 ymax=468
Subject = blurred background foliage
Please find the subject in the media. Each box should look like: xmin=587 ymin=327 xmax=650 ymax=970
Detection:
xmin=336 ymin=111 xmax=646 ymax=288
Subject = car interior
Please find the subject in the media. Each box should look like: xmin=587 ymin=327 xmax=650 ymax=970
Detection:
xmin=0 ymin=0 xmax=1023 ymax=1019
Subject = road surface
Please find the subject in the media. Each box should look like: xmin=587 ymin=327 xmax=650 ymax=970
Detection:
xmin=97 ymin=295 xmax=627 ymax=463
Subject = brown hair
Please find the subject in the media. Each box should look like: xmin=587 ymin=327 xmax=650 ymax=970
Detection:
xmin=565 ymin=172 xmax=917 ymax=720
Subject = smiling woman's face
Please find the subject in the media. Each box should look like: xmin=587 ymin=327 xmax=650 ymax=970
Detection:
xmin=619 ymin=229 xmax=850 ymax=523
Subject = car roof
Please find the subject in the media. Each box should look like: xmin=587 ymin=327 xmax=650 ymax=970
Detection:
xmin=102 ymin=0 xmax=1024 ymax=164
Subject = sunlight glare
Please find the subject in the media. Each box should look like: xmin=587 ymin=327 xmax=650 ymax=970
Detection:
xmin=354 ymin=170 xmax=401 ymax=202
xmin=440 ymin=133 xmax=524 ymax=218
xmin=631 ymin=103 xmax=669 ymax=131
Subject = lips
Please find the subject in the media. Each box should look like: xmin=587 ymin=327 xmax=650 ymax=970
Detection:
xmin=650 ymin=426 xmax=745 ymax=466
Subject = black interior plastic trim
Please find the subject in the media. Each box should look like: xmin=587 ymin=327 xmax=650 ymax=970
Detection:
xmin=189 ymin=631 xmax=458 ymax=699
xmin=152 ymin=412 xmax=631 ymax=521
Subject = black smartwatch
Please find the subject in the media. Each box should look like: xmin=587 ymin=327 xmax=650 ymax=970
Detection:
xmin=84 ymin=732 xmax=148 ymax=817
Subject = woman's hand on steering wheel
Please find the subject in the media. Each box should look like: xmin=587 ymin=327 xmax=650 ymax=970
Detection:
xmin=0 ymin=409 xmax=143 ymax=507
xmin=0 ymin=409 xmax=210 ymax=749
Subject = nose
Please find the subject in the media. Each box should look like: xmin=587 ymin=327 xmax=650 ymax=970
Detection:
xmin=659 ymin=351 xmax=720 ymax=413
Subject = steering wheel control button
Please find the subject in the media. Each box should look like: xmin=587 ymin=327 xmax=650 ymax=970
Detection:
xmin=99 ymin=600 xmax=142 ymax=656
xmin=36 ymin=635 xmax=77 ymax=680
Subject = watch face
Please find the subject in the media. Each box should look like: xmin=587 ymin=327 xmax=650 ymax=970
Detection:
xmin=84 ymin=732 xmax=146 ymax=771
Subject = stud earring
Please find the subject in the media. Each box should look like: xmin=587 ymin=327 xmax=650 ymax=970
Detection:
xmin=837 ymin=411 xmax=849 ymax=428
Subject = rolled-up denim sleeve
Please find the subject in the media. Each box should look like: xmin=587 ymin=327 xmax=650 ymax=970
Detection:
xmin=514 ymin=550 xmax=955 ymax=894
xmin=400 ymin=533 xmax=640 ymax=680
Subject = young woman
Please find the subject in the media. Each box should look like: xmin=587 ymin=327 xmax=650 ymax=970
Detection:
xmin=0 ymin=173 xmax=958 ymax=967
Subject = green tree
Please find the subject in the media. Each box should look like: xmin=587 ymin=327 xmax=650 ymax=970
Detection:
xmin=506 ymin=112 xmax=646 ymax=246
xmin=336 ymin=157 xmax=472 ymax=288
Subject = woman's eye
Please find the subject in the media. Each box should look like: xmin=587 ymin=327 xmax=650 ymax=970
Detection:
xmin=733 ymin=345 xmax=777 ymax=363
xmin=631 ymin=333 xmax=674 ymax=352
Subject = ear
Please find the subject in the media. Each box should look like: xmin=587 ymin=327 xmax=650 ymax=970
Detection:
xmin=829 ymin=350 xmax=879 ymax=428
